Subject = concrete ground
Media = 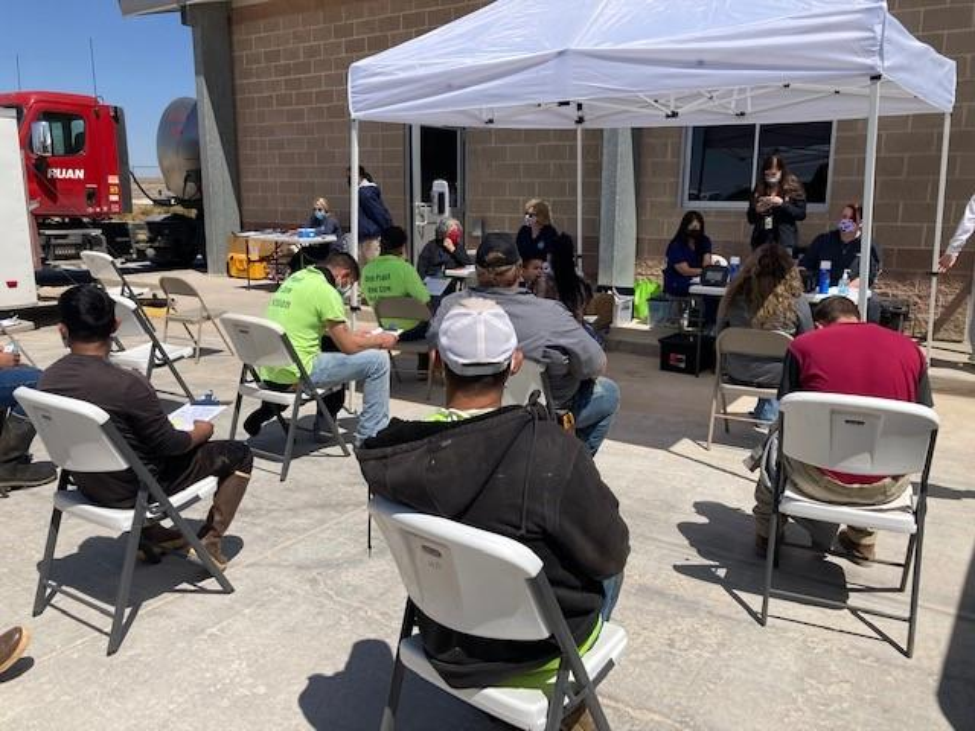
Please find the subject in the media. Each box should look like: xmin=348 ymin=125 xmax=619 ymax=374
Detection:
xmin=1 ymin=270 xmax=973 ymax=730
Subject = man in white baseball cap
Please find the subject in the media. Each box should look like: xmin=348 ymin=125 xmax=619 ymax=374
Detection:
xmin=357 ymin=298 xmax=629 ymax=708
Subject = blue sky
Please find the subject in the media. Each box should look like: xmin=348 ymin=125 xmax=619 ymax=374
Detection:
xmin=1 ymin=0 xmax=193 ymax=177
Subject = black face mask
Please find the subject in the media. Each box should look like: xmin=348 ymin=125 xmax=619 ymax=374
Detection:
xmin=686 ymin=229 xmax=701 ymax=240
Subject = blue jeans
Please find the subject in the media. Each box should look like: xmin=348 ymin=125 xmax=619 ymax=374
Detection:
xmin=754 ymin=398 xmax=779 ymax=423
xmin=0 ymin=366 xmax=42 ymax=415
xmin=601 ymin=572 xmax=624 ymax=622
xmin=570 ymin=376 xmax=620 ymax=456
xmin=310 ymin=350 xmax=390 ymax=443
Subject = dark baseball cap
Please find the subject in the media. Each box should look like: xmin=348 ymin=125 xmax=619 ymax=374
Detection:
xmin=476 ymin=232 xmax=521 ymax=268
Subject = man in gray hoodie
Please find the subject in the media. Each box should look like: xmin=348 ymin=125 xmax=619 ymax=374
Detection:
xmin=427 ymin=232 xmax=619 ymax=455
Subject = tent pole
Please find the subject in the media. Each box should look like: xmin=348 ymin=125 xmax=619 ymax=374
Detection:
xmin=926 ymin=113 xmax=952 ymax=360
xmin=858 ymin=77 xmax=881 ymax=318
xmin=576 ymin=125 xmax=583 ymax=269
xmin=349 ymin=118 xmax=360 ymax=412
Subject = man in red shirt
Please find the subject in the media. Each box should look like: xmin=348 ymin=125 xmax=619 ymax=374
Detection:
xmin=753 ymin=296 xmax=933 ymax=562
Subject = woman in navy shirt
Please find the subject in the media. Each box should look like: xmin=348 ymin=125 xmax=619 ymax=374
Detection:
xmin=664 ymin=211 xmax=712 ymax=296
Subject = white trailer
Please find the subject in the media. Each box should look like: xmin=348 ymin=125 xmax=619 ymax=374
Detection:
xmin=0 ymin=107 xmax=39 ymax=310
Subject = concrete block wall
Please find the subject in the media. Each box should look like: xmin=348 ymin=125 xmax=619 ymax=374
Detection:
xmin=230 ymin=0 xmax=973 ymax=334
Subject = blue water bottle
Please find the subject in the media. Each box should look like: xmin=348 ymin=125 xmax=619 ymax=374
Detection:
xmin=818 ymin=261 xmax=831 ymax=295
xmin=728 ymin=256 xmax=740 ymax=279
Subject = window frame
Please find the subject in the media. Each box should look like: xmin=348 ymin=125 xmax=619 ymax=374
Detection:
xmin=39 ymin=110 xmax=87 ymax=157
xmin=680 ymin=122 xmax=835 ymax=214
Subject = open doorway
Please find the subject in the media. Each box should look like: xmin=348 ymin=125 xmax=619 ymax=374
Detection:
xmin=407 ymin=125 xmax=465 ymax=264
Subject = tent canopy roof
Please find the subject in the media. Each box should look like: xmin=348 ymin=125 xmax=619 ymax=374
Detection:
xmin=348 ymin=0 xmax=955 ymax=128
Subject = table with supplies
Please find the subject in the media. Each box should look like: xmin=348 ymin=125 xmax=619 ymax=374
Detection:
xmin=231 ymin=231 xmax=337 ymax=289
xmin=674 ymin=283 xmax=871 ymax=377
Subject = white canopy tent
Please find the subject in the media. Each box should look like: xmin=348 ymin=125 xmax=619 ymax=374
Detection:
xmin=348 ymin=0 xmax=955 ymax=350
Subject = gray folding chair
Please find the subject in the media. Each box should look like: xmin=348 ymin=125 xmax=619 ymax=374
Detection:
xmin=80 ymin=250 xmax=149 ymax=300
xmin=707 ymin=328 xmax=792 ymax=449
xmin=372 ymin=296 xmax=434 ymax=390
xmin=109 ymin=294 xmax=195 ymax=402
xmin=159 ymin=275 xmax=233 ymax=362
xmin=761 ymin=392 xmax=939 ymax=658
xmin=370 ymin=495 xmax=627 ymax=731
xmin=15 ymin=386 xmax=232 ymax=656
xmin=220 ymin=313 xmax=350 ymax=481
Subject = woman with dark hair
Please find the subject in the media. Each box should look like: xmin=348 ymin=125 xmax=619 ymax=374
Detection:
xmin=800 ymin=202 xmax=881 ymax=289
xmin=543 ymin=233 xmax=592 ymax=322
xmin=717 ymin=244 xmax=813 ymax=423
xmin=663 ymin=211 xmax=712 ymax=296
xmin=747 ymin=154 xmax=807 ymax=253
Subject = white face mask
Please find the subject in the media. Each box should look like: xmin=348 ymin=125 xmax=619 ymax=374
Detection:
xmin=765 ymin=173 xmax=781 ymax=185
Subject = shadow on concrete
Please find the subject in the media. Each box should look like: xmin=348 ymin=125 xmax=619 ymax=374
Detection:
xmin=938 ymin=546 xmax=975 ymax=729
xmin=0 ymin=656 xmax=35 ymax=684
xmin=928 ymin=483 xmax=975 ymax=501
xmin=675 ymin=501 xmax=849 ymax=624
xmin=298 ymin=639 xmax=497 ymax=730
xmin=39 ymin=531 xmax=240 ymax=611
xmin=244 ymin=413 xmax=355 ymax=478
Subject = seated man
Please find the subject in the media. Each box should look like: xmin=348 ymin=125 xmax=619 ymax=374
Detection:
xmin=428 ymin=233 xmax=619 ymax=456
xmin=752 ymin=296 xmax=933 ymax=562
xmin=246 ymin=251 xmax=398 ymax=446
xmin=39 ymin=285 xmax=252 ymax=568
xmin=0 ymin=351 xmax=56 ymax=492
xmin=361 ymin=225 xmax=432 ymax=342
xmin=358 ymin=298 xmax=629 ymax=697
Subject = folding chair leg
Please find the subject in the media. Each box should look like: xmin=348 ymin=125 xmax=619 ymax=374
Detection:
xmin=706 ymin=385 xmax=719 ymax=450
xmin=164 ymin=505 xmax=234 ymax=593
xmin=584 ymin=688 xmax=612 ymax=731
xmin=899 ymin=534 xmax=917 ymax=592
xmin=229 ymin=392 xmax=244 ymax=440
xmin=196 ymin=320 xmax=204 ymax=362
xmin=213 ymin=320 xmax=234 ymax=355
xmin=721 ymin=392 xmax=730 ymax=434
xmin=544 ymin=663 xmax=571 ymax=731
xmin=381 ymin=601 xmax=418 ymax=731
xmin=33 ymin=506 xmax=63 ymax=617
xmin=311 ymin=391 xmax=350 ymax=457
xmin=760 ymin=511 xmax=780 ymax=626
xmin=108 ymin=500 xmax=148 ymax=655
xmin=905 ymin=520 xmax=926 ymax=658
xmin=279 ymin=399 xmax=302 ymax=481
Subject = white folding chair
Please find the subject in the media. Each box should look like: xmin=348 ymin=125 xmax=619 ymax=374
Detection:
xmin=707 ymin=328 xmax=792 ymax=449
xmin=370 ymin=495 xmax=627 ymax=731
xmin=761 ymin=392 xmax=939 ymax=658
xmin=14 ymin=387 xmax=232 ymax=656
xmin=372 ymin=296 xmax=433 ymax=391
xmin=80 ymin=250 xmax=149 ymax=300
xmin=109 ymin=294 xmax=195 ymax=402
xmin=159 ymin=275 xmax=233 ymax=362
xmin=220 ymin=313 xmax=350 ymax=481
xmin=502 ymin=359 xmax=555 ymax=417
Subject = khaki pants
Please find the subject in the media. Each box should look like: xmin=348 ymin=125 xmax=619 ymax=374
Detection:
xmin=753 ymin=438 xmax=911 ymax=547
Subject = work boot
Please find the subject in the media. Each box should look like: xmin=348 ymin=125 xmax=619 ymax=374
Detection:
xmin=0 ymin=626 xmax=31 ymax=676
xmin=837 ymin=529 xmax=876 ymax=565
xmin=191 ymin=472 xmax=248 ymax=571
xmin=243 ymin=402 xmax=285 ymax=437
xmin=0 ymin=413 xmax=57 ymax=495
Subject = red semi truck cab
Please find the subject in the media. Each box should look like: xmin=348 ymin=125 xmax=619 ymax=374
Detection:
xmin=0 ymin=91 xmax=132 ymax=221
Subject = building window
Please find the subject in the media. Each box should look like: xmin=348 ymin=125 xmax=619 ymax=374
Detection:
xmin=684 ymin=122 xmax=832 ymax=207
xmin=41 ymin=112 xmax=86 ymax=156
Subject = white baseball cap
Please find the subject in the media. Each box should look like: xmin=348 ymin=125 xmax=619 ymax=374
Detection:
xmin=437 ymin=298 xmax=518 ymax=376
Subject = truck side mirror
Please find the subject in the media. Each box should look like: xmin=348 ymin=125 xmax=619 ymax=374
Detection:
xmin=30 ymin=120 xmax=53 ymax=157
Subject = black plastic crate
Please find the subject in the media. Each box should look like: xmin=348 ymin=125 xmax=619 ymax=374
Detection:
xmin=659 ymin=333 xmax=715 ymax=375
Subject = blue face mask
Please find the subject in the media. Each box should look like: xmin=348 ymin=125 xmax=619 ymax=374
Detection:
xmin=314 ymin=210 xmax=326 ymax=221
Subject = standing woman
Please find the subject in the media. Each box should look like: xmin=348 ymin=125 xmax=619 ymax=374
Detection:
xmin=747 ymin=154 xmax=806 ymax=254
xmin=716 ymin=244 xmax=813 ymax=423
xmin=516 ymin=198 xmax=559 ymax=262
xmin=349 ymin=166 xmax=393 ymax=264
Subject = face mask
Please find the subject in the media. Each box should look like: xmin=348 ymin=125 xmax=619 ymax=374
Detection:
xmin=314 ymin=210 xmax=326 ymax=220
xmin=687 ymin=226 xmax=701 ymax=239
xmin=446 ymin=228 xmax=462 ymax=245
xmin=525 ymin=214 xmax=536 ymax=226
xmin=838 ymin=219 xmax=858 ymax=234
xmin=765 ymin=174 xmax=781 ymax=185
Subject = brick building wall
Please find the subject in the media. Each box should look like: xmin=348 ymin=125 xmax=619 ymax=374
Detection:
xmin=230 ymin=0 xmax=974 ymax=337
